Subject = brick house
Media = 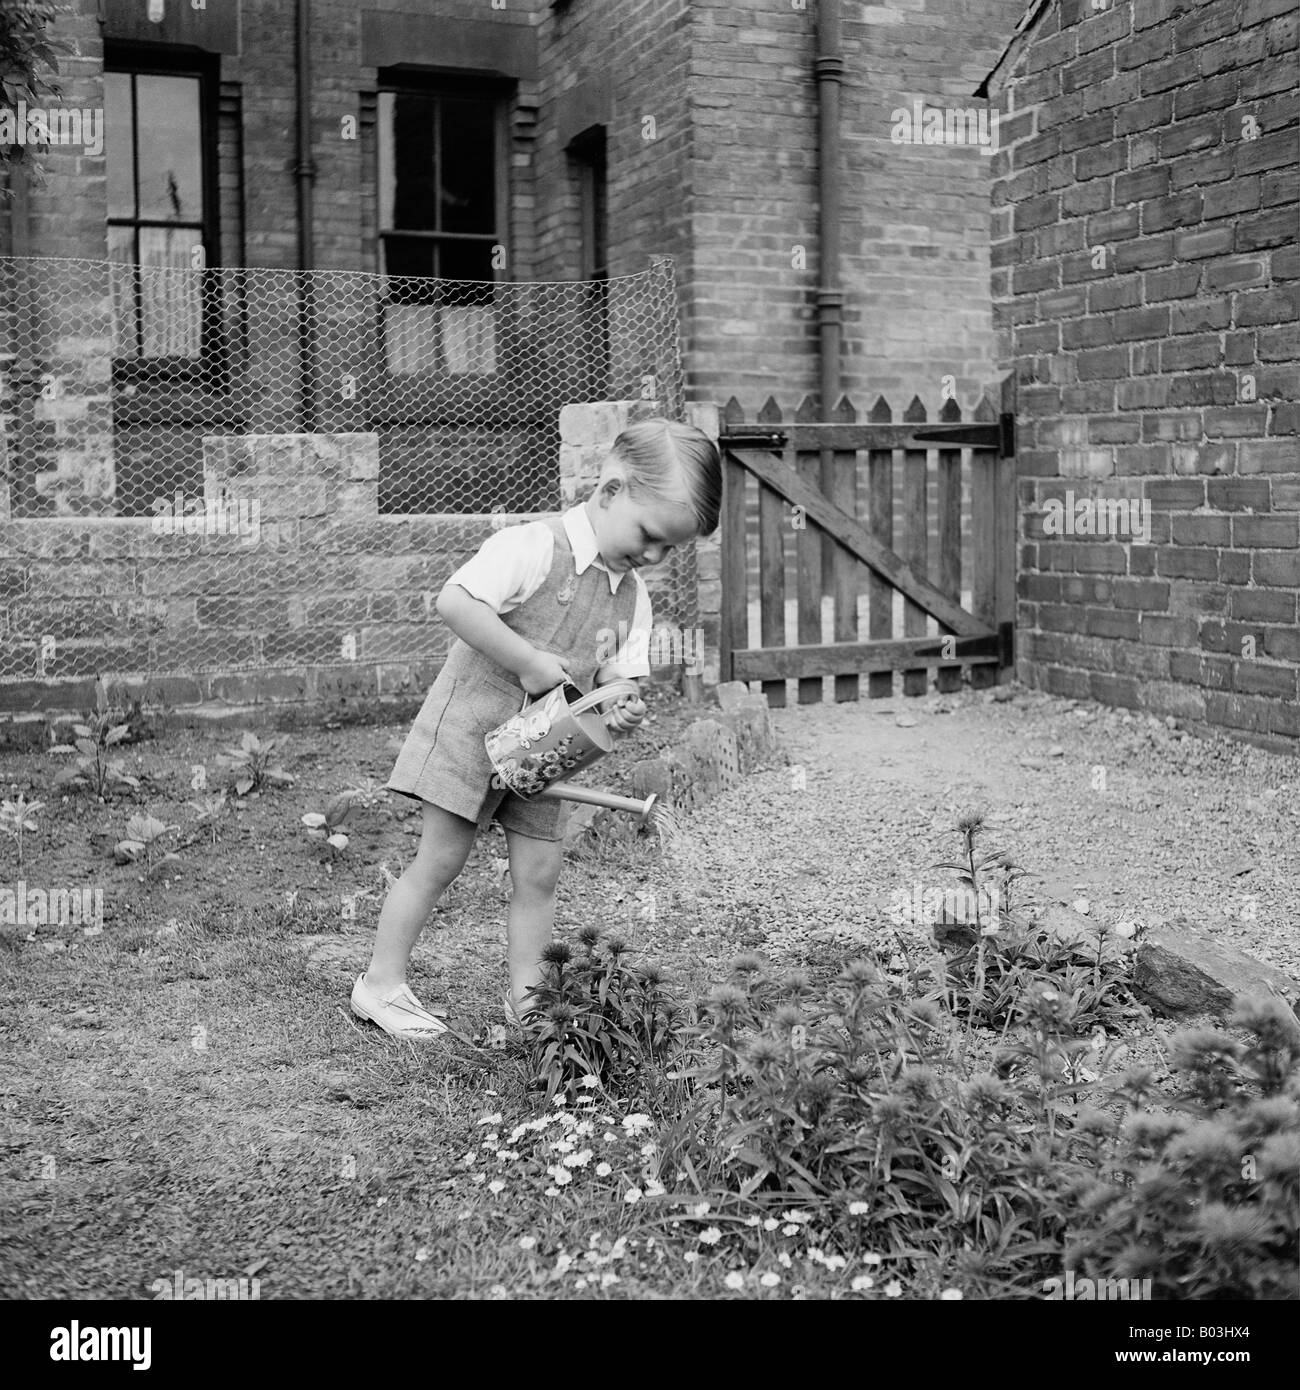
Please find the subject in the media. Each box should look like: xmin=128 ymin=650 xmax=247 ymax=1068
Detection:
xmin=981 ymin=0 xmax=1299 ymax=749
xmin=1 ymin=0 xmax=1033 ymax=723
xmin=2 ymin=0 xmax=1029 ymax=409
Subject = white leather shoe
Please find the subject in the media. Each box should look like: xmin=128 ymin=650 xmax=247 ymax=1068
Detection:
xmin=351 ymin=975 xmax=448 ymax=1040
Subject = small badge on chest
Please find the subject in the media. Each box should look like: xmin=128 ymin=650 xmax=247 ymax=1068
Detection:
xmin=556 ymin=570 xmax=579 ymax=606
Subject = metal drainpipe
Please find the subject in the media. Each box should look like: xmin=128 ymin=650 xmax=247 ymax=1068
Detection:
xmin=816 ymin=0 xmax=845 ymax=418
xmin=295 ymin=0 xmax=317 ymax=429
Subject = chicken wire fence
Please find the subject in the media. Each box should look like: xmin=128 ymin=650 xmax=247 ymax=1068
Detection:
xmin=0 ymin=253 xmax=698 ymax=688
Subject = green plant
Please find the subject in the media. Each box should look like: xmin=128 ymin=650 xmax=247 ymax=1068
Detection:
xmin=344 ymin=779 xmax=387 ymax=812
xmin=653 ymin=953 xmax=1081 ymax=1293
xmin=301 ymin=790 xmax=356 ymax=857
xmin=114 ymin=813 xmax=180 ymax=878
xmin=1062 ymin=995 xmax=1300 ymax=1299
xmin=0 ymin=794 xmax=43 ymax=867
xmin=925 ymin=810 xmax=1134 ymax=1036
xmin=524 ymin=927 xmax=687 ymax=1104
xmin=0 ymin=1 xmax=68 ymax=180
xmin=50 ymin=681 xmax=140 ymax=799
xmin=187 ymin=791 xmax=229 ymax=848
xmin=219 ymin=732 xmax=294 ymax=796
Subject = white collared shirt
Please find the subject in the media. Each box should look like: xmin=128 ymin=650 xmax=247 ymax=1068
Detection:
xmin=444 ymin=505 xmax=653 ymax=680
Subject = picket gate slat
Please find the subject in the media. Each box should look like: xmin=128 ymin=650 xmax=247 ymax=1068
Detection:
xmin=716 ymin=383 xmax=1015 ymax=703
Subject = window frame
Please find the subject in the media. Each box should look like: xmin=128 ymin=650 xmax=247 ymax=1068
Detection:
xmin=103 ymin=43 xmax=221 ymax=381
xmin=375 ymin=72 xmax=512 ymax=288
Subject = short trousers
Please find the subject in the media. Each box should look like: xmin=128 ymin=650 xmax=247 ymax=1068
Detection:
xmin=388 ymin=780 xmax=565 ymax=843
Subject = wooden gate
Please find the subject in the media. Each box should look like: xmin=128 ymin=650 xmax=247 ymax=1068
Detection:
xmin=718 ymin=383 xmax=1017 ymax=706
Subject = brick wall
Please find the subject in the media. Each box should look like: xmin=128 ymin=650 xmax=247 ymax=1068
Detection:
xmin=534 ymin=0 xmax=693 ymax=284
xmin=687 ymin=0 xmax=1027 ymax=415
xmin=0 ymin=412 xmax=661 ymax=732
xmin=989 ymin=0 xmax=1299 ymax=749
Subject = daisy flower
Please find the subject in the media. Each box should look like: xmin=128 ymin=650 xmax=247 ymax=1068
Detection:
xmin=624 ymin=1187 xmax=642 ymax=1204
xmin=518 ymin=1236 xmax=536 ymax=1251
xmin=940 ymin=1288 xmax=963 ymax=1300
xmin=885 ymin=1279 xmax=902 ymax=1297
xmin=724 ymin=1271 xmax=745 ymax=1290
xmin=760 ymin=1272 xmax=780 ymax=1288
xmin=763 ymin=1218 xmax=779 ymax=1231
xmin=488 ymin=1180 xmax=505 ymax=1194
xmin=564 ymin=1149 xmax=594 ymax=1168
xmin=580 ymin=1074 xmax=601 ymax=1089
xmin=848 ymin=1201 xmax=869 ymax=1216
xmin=851 ymin=1275 xmax=874 ymax=1292
xmin=862 ymin=1252 xmax=883 ymax=1266
xmin=700 ymin=1227 xmax=722 ymax=1246
xmin=684 ymin=1251 xmax=699 ymax=1264
xmin=595 ymin=1162 xmax=612 ymax=1177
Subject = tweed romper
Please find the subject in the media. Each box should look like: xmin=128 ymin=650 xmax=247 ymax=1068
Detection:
xmin=387 ymin=515 xmax=642 ymax=841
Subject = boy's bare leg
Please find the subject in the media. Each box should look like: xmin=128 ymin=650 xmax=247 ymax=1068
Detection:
xmin=503 ymin=829 xmax=564 ymax=1013
xmin=365 ymin=802 xmax=477 ymax=994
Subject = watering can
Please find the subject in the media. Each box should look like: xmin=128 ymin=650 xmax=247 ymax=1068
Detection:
xmin=485 ymin=678 xmax=658 ymax=823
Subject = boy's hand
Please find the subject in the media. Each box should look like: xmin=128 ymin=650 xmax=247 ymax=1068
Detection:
xmin=604 ymin=694 xmax=646 ymax=732
xmin=519 ymin=650 xmax=571 ymax=696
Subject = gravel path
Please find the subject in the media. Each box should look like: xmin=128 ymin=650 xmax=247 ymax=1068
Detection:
xmin=651 ymin=685 xmax=1300 ymax=986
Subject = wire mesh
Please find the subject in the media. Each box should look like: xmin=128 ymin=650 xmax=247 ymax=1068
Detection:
xmin=0 ymin=253 xmax=695 ymax=688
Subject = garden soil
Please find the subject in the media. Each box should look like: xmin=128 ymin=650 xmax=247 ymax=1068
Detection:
xmin=3 ymin=681 xmax=1296 ymax=1015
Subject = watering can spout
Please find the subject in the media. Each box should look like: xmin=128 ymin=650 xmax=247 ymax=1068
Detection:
xmin=537 ymin=784 xmax=658 ymax=825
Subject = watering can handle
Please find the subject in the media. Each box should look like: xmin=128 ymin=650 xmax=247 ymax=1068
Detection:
xmin=522 ymin=678 xmax=640 ymax=717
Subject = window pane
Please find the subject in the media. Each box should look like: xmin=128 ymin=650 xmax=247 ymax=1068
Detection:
xmin=439 ymin=239 xmax=494 ymax=283
xmin=108 ymin=224 xmax=139 ymax=355
xmin=441 ymin=306 xmax=495 ymax=375
xmin=105 ymin=72 xmax=135 ymax=220
xmin=135 ymin=75 xmax=202 ymax=222
xmin=381 ymin=234 xmax=436 ymax=282
xmin=439 ymin=99 xmax=495 ymax=234
xmin=138 ymin=227 xmax=202 ymax=357
xmin=380 ymin=91 xmax=437 ymax=231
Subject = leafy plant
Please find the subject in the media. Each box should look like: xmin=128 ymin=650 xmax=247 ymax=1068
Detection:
xmin=343 ymin=779 xmax=388 ymax=812
xmin=114 ymin=813 xmax=180 ymax=877
xmin=0 ymin=1 xmax=69 ymax=179
xmin=219 ymin=731 xmax=294 ymax=796
xmin=925 ymin=810 xmax=1134 ymax=1035
xmin=187 ymin=790 xmax=229 ymax=848
xmin=301 ymin=790 xmax=356 ymax=856
xmin=1061 ymin=995 xmax=1300 ymax=1300
xmin=0 ymin=794 xmax=44 ymax=867
xmin=523 ymin=927 xmax=686 ymax=1103
xmin=50 ymin=681 xmax=140 ymax=798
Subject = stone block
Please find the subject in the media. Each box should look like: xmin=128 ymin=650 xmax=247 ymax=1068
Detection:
xmin=1133 ymin=916 xmax=1300 ymax=1020
xmin=714 ymin=679 xmax=751 ymax=712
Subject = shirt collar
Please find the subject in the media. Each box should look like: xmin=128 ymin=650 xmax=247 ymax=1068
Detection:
xmin=562 ymin=504 xmax=627 ymax=593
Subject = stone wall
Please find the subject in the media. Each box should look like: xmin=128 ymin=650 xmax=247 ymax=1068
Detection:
xmin=0 ymin=402 xmax=706 ymax=735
